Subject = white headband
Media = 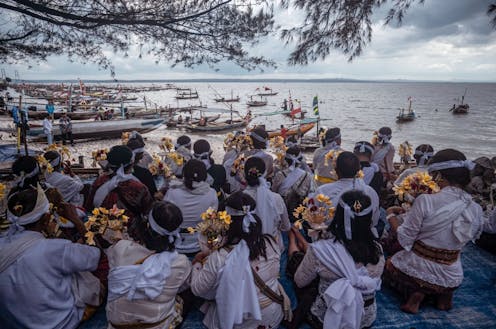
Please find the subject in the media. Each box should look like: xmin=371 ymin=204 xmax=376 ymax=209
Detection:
xmin=7 ymin=185 xmax=50 ymax=235
xmin=175 ymin=141 xmax=191 ymax=149
xmin=378 ymin=133 xmax=391 ymax=144
xmin=338 ymin=198 xmax=374 ymax=240
xmin=49 ymin=154 xmax=61 ymax=168
xmin=325 ymin=133 xmax=341 ymax=143
xmin=355 ymin=142 xmax=374 ymax=154
xmin=225 ymin=205 xmax=257 ymax=233
xmin=285 ymin=153 xmax=302 ymax=170
xmin=148 ymin=209 xmax=181 ymax=244
xmin=193 ymin=151 xmax=211 ymax=160
xmin=414 ymin=150 xmax=434 ymax=166
xmin=428 ymin=160 xmax=475 ymax=173
xmin=17 ymin=165 xmax=40 ymax=188
xmin=131 ymin=147 xmax=145 ymax=155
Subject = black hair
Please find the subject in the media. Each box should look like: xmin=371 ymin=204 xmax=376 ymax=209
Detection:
xmin=176 ymin=135 xmax=191 ymax=149
xmin=329 ymin=190 xmax=381 ymax=265
xmin=335 ymin=152 xmax=360 ymax=179
xmin=44 ymin=151 xmax=62 ymax=171
xmin=7 ymin=188 xmax=47 ymax=231
xmin=250 ymin=127 xmax=268 ymax=149
xmin=139 ymin=201 xmax=183 ymax=252
xmin=183 ymin=159 xmax=207 ymax=189
xmin=324 ymin=127 xmax=341 ymax=144
xmin=12 ymin=156 xmax=40 ymax=190
xmin=413 ymin=144 xmax=434 ymax=165
xmin=193 ymin=139 xmax=213 ymax=165
xmin=353 ymin=141 xmax=374 ymax=158
xmin=378 ymin=127 xmax=392 ymax=136
xmin=285 ymin=146 xmax=302 ymax=167
xmin=224 ymin=191 xmax=267 ymax=261
xmin=429 ymin=149 xmax=471 ymax=187
xmin=244 ymin=156 xmax=266 ymax=187
xmin=107 ymin=145 xmax=134 ymax=171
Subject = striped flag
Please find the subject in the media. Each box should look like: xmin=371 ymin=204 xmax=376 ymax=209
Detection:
xmin=313 ymin=95 xmax=319 ymax=116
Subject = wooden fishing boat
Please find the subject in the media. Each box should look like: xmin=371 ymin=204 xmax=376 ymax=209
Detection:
xmin=450 ymin=89 xmax=470 ymax=114
xmin=214 ymin=90 xmax=240 ymax=103
xmin=175 ymin=90 xmax=199 ymax=100
xmin=268 ymin=122 xmax=315 ymax=138
xmin=246 ymin=95 xmax=268 ymax=107
xmin=26 ymin=118 xmax=164 ymax=142
xmin=26 ymin=110 xmax=96 ymax=120
xmin=256 ymin=87 xmax=278 ymax=96
xmin=166 ymin=114 xmax=221 ymax=128
xmin=185 ymin=119 xmax=247 ymax=133
xmin=396 ymin=97 xmax=416 ymax=123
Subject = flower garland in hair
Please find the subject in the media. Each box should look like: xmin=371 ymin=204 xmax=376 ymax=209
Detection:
xmin=371 ymin=130 xmax=379 ymax=146
xmin=149 ymin=154 xmax=174 ymax=179
xmin=293 ymin=194 xmax=335 ymax=235
xmin=356 ymin=170 xmax=364 ymax=179
xmin=270 ymin=136 xmax=288 ymax=168
xmin=398 ymin=141 xmax=413 ymax=164
xmin=45 ymin=143 xmax=72 ymax=162
xmin=225 ymin=132 xmax=254 ymax=152
xmin=231 ymin=153 xmax=246 ymax=176
xmin=188 ymin=207 xmax=231 ymax=250
xmin=393 ymin=172 xmax=440 ymax=210
xmin=159 ymin=137 xmax=174 ymax=152
xmin=37 ymin=155 xmax=53 ymax=174
xmin=84 ymin=204 xmax=129 ymax=246
xmin=121 ymin=132 xmax=131 ymax=145
xmin=91 ymin=148 xmax=108 ymax=167
xmin=0 ymin=183 xmax=6 ymax=200
xmin=0 ymin=183 xmax=7 ymax=234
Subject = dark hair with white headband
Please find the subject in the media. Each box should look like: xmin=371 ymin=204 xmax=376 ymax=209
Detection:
xmin=11 ymin=156 xmax=41 ymax=191
xmin=285 ymin=146 xmax=303 ymax=168
xmin=139 ymin=201 xmax=183 ymax=252
xmin=413 ymin=144 xmax=434 ymax=166
xmin=44 ymin=151 xmax=63 ymax=171
xmin=224 ymin=191 xmax=267 ymax=261
xmin=324 ymin=127 xmax=341 ymax=147
xmin=428 ymin=149 xmax=472 ymax=187
xmin=378 ymin=127 xmax=392 ymax=144
xmin=329 ymin=190 xmax=381 ymax=266
xmin=175 ymin=135 xmax=191 ymax=150
xmin=353 ymin=141 xmax=375 ymax=157
xmin=249 ymin=127 xmax=269 ymax=149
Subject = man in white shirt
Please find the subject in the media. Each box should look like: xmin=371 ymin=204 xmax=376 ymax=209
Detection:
xmin=315 ymin=151 xmax=380 ymax=234
xmin=43 ymin=114 xmax=53 ymax=145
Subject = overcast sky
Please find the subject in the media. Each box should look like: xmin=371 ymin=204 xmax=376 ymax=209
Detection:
xmin=4 ymin=0 xmax=496 ymax=81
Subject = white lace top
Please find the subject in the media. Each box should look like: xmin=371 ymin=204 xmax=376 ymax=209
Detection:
xmin=392 ymin=186 xmax=484 ymax=287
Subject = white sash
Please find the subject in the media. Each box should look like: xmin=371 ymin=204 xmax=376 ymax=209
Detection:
xmin=108 ymin=251 xmax=178 ymax=302
xmin=216 ymin=240 xmax=261 ymax=329
xmin=278 ymin=168 xmax=306 ymax=196
xmin=93 ymin=166 xmax=141 ymax=208
xmin=0 ymin=232 xmax=44 ymax=272
xmin=372 ymin=144 xmax=391 ymax=165
xmin=253 ymin=178 xmax=279 ymax=236
xmin=312 ymin=240 xmax=381 ymax=329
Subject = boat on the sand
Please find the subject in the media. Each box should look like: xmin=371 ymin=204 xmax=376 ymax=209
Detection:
xmin=26 ymin=118 xmax=164 ymax=142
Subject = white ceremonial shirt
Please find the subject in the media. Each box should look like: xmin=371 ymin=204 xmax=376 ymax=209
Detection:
xmin=392 ymin=186 xmax=484 ymax=287
xmin=165 ymin=182 xmax=218 ymax=254
xmin=0 ymin=231 xmax=100 ymax=329
xmin=46 ymin=171 xmax=85 ymax=206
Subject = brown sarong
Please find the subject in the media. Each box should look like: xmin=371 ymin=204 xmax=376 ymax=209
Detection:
xmin=412 ymin=240 xmax=460 ymax=265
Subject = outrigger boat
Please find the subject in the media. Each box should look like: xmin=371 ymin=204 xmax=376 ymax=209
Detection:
xmin=214 ymin=90 xmax=240 ymax=103
xmin=396 ymin=97 xmax=416 ymax=123
xmin=175 ymin=89 xmax=199 ymax=100
xmin=267 ymin=120 xmax=316 ymax=138
xmin=256 ymin=86 xmax=278 ymax=96
xmin=246 ymin=95 xmax=268 ymax=107
xmin=26 ymin=118 xmax=164 ymax=142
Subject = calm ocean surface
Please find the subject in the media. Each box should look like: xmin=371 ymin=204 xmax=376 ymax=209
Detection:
xmin=136 ymin=81 xmax=495 ymax=160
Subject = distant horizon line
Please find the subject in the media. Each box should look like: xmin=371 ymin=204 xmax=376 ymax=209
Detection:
xmin=7 ymin=78 xmax=496 ymax=84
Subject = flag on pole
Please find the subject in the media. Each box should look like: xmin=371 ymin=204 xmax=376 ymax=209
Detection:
xmin=313 ymin=95 xmax=319 ymax=116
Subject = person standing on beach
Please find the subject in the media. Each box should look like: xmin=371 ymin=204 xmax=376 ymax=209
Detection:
xmin=43 ymin=114 xmax=53 ymax=145
xmin=45 ymin=99 xmax=55 ymax=120
xmin=59 ymin=110 xmax=74 ymax=146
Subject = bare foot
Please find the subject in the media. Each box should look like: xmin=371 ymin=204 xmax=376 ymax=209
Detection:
xmin=436 ymin=292 xmax=453 ymax=311
xmin=400 ymin=291 xmax=425 ymax=314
